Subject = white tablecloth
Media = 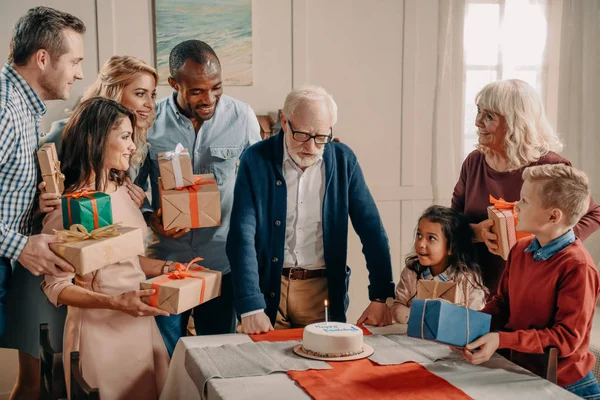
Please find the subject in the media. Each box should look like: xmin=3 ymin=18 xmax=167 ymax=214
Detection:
xmin=160 ymin=325 xmax=579 ymax=400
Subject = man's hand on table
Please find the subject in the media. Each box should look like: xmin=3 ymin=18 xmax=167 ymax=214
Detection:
xmin=240 ymin=311 xmax=274 ymax=334
xmin=461 ymin=332 xmax=499 ymax=365
xmin=357 ymin=301 xmax=393 ymax=327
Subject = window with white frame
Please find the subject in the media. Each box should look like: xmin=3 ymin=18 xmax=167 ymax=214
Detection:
xmin=463 ymin=0 xmax=548 ymax=157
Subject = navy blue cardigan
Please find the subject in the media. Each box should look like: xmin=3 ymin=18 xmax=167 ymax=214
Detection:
xmin=226 ymin=132 xmax=395 ymax=324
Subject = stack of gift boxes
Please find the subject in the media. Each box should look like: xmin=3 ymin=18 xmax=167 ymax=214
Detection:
xmin=38 ymin=142 xmax=222 ymax=315
xmin=38 ymin=142 xmax=144 ymax=276
xmin=140 ymin=143 xmax=223 ymax=314
xmin=156 ymin=143 xmax=221 ymax=230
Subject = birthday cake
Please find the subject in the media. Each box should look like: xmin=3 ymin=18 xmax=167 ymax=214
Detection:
xmin=301 ymin=322 xmax=364 ymax=358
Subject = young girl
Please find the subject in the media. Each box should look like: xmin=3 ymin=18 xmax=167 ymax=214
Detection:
xmin=392 ymin=205 xmax=488 ymax=324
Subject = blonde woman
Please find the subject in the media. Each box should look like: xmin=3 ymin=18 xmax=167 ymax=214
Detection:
xmin=451 ymin=79 xmax=600 ymax=294
xmin=0 ymin=57 xmax=157 ymax=399
xmin=41 ymin=55 xmax=158 ymax=206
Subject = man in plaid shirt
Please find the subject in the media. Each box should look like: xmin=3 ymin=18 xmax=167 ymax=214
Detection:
xmin=0 ymin=7 xmax=86 ymax=338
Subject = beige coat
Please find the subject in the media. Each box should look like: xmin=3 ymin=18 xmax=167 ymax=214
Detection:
xmin=392 ymin=266 xmax=487 ymax=324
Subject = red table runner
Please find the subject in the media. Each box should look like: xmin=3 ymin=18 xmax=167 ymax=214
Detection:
xmin=250 ymin=328 xmax=471 ymax=400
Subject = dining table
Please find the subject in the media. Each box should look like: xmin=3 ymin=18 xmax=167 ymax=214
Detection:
xmin=160 ymin=323 xmax=579 ymax=400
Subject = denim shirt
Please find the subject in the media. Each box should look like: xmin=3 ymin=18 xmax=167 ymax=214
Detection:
xmin=524 ymin=229 xmax=576 ymax=261
xmin=139 ymin=92 xmax=261 ymax=273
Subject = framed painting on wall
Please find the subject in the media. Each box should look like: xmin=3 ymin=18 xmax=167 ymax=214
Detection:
xmin=154 ymin=0 xmax=252 ymax=86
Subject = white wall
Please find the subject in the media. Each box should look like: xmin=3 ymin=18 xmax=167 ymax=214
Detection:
xmin=87 ymin=0 xmax=434 ymax=321
xmin=10 ymin=0 xmax=597 ymax=394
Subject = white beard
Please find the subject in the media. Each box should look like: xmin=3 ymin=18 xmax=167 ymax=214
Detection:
xmin=285 ymin=134 xmax=324 ymax=168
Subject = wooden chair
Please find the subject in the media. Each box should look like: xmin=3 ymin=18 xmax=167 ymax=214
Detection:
xmin=39 ymin=323 xmax=67 ymax=400
xmin=509 ymin=346 xmax=558 ymax=384
xmin=70 ymin=352 xmax=100 ymax=400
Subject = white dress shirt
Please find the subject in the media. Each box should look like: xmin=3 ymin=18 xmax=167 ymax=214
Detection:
xmin=241 ymin=139 xmax=326 ymax=319
xmin=282 ymin=140 xmax=326 ymax=271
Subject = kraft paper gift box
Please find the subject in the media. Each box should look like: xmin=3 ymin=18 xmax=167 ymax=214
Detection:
xmin=158 ymin=143 xmax=194 ymax=190
xmin=49 ymin=224 xmax=144 ymax=276
xmin=37 ymin=143 xmax=65 ymax=195
xmin=415 ymin=280 xmax=458 ymax=303
xmin=407 ymin=299 xmax=491 ymax=347
xmin=140 ymin=267 xmax=222 ymax=314
xmin=61 ymin=190 xmax=113 ymax=231
xmin=487 ymin=195 xmax=533 ymax=260
xmin=160 ymin=174 xmax=221 ymax=230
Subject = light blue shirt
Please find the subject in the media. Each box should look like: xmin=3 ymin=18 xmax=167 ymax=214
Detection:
xmin=139 ymin=92 xmax=261 ymax=274
xmin=524 ymin=229 xmax=576 ymax=261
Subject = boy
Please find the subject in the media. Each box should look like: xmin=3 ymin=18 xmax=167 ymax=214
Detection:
xmin=461 ymin=164 xmax=600 ymax=397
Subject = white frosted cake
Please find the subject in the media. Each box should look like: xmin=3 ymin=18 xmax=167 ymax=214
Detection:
xmin=301 ymin=322 xmax=364 ymax=358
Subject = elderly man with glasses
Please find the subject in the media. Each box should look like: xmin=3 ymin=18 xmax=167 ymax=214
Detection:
xmin=227 ymin=85 xmax=395 ymax=334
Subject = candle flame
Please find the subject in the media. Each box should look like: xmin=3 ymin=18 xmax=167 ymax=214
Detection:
xmin=324 ymin=299 xmax=328 ymax=306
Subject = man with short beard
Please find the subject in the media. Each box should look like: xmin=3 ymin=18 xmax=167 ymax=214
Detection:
xmin=138 ymin=40 xmax=261 ymax=355
xmin=0 ymin=6 xmax=84 ymax=398
xmin=227 ymin=85 xmax=395 ymax=334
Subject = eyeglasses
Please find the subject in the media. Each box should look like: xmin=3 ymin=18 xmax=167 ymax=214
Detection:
xmin=288 ymin=121 xmax=333 ymax=144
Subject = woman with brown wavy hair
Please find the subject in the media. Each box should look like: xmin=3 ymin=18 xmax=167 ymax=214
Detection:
xmin=41 ymin=97 xmax=181 ymax=398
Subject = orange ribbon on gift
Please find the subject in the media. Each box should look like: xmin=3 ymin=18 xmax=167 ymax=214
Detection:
xmin=149 ymin=257 xmax=206 ymax=308
xmin=63 ymin=190 xmax=100 ymax=229
xmin=175 ymin=176 xmax=217 ymax=228
xmin=489 ymin=195 xmax=532 ymax=240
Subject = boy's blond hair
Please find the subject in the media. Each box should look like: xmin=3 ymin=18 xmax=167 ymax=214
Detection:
xmin=522 ymin=164 xmax=589 ymax=227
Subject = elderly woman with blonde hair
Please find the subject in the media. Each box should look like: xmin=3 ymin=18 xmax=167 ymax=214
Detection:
xmin=452 ymin=79 xmax=600 ymax=294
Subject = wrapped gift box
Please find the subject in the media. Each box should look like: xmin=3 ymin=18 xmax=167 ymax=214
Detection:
xmin=160 ymin=174 xmax=221 ymax=230
xmin=487 ymin=195 xmax=533 ymax=260
xmin=49 ymin=225 xmax=144 ymax=275
xmin=407 ymin=299 xmax=491 ymax=347
xmin=158 ymin=143 xmax=194 ymax=190
xmin=140 ymin=267 xmax=222 ymax=314
xmin=62 ymin=191 xmax=113 ymax=231
xmin=38 ymin=143 xmax=65 ymax=195
xmin=415 ymin=280 xmax=458 ymax=303
xmin=487 ymin=206 xmax=514 ymax=260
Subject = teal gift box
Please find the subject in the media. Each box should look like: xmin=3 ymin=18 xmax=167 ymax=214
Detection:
xmin=61 ymin=191 xmax=113 ymax=231
xmin=407 ymin=299 xmax=491 ymax=347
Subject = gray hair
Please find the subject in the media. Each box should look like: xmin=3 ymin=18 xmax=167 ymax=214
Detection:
xmin=476 ymin=79 xmax=563 ymax=170
xmin=282 ymin=85 xmax=338 ymax=126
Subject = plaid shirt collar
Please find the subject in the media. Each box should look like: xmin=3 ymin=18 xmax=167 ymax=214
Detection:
xmin=2 ymin=63 xmax=46 ymax=117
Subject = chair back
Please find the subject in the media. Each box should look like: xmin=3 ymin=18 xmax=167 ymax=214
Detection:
xmin=70 ymin=351 xmax=100 ymax=400
xmin=39 ymin=323 xmax=67 ymax=400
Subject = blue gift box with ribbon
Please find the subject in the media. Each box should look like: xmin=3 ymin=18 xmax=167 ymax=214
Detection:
xmin=407 ymin=299 xmax=491 ymax=346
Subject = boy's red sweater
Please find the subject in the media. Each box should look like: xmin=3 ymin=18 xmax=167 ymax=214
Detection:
xmin=482 ymin=238 xmax=600 ymax=386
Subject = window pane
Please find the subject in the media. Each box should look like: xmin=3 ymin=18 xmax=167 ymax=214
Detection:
xmin=507 ymin=70 xmax=539 ymax=92
xmin=464 ymin=4 xmax=501 ymax=65
xmin=501 ymin=1 xmax=547 ymax=67
xmin=464 ymin=69 xmax=498 ymax=157
xmin=464 ymin=134 xmax=479 ymax=158
xmin=464 ymin=69 xmax=497 ymax=124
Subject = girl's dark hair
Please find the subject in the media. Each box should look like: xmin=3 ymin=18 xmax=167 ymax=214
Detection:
xmin=406 ymin=205 xmax=487 ymax=293
xmin=60 ymin=97 xmax=136 ymax=193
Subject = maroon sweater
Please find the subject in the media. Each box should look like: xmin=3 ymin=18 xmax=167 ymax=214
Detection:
xmin=482 ymin=238 xmax=600 ymax=386
xmin=451 ymin=150 xmax=600 ymax=293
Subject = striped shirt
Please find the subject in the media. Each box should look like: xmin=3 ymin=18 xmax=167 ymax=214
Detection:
xmin=0 ymin=63 xmax=46 ymax=260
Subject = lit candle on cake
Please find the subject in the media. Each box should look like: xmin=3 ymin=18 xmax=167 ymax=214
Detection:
xmin=324 ymin=299 xmax=329 ymax=323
